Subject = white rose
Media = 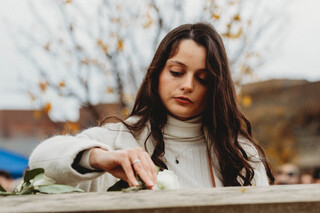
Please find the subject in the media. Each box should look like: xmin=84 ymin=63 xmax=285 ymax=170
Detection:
xmin=157 ymin=170 xmax=179 ymax=190
xmin=14 ymin=174 xmax=56 ymax=192
xmin=32 ymin=174 xmax=56 ymax=186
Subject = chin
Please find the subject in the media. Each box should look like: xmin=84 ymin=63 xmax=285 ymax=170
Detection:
xmin=168 ymin=107 xmax=196 ymax=120
xmin=172 ymin=112 xmax=194 ymax=120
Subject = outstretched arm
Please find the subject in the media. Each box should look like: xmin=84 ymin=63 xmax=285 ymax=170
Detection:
xmin=29 ymin=123 xmax=157 ymax=191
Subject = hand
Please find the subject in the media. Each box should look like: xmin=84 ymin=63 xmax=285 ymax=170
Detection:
xmin=89 ymin=147 xmax=157 ymax=189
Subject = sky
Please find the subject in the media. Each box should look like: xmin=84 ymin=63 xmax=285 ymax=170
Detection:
xmin=0 ymin=0 xmax=319 ymax=120
xmin=257 ymin=0 xmax=320 ymax=81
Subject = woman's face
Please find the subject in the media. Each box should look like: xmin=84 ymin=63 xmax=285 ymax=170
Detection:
xmin=158 ymin=39 xmax=208 ymax=120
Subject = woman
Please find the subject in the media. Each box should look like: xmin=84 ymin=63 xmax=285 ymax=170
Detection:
xmin=29 ymin=23 xmax=274 ymax=191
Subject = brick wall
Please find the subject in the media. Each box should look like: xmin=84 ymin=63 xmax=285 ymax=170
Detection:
xmin=0 ymin=103 xmax=122 ymax=138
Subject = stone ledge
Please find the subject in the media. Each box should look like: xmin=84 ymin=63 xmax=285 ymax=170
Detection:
xmin=1 ymin=184 xmax=320 ymax=213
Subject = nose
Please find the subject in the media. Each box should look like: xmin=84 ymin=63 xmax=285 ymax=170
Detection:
xmin=180 ymin=74 xmax=194 ymax=92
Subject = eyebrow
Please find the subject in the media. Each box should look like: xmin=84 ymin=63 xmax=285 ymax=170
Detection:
xmin=168 ymin=60 xmax=207 ymax=72
xmin=168 ymin=60 xmax=187 ymax=68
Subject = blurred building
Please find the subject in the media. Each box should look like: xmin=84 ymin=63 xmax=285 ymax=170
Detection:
xmin=0 ymin=103 xmax=121 ymax=157
xmin=240 ymin=79 xmax=320 ymax=170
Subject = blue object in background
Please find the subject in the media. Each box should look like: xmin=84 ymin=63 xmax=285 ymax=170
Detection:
xmin=0 ymin=147 xmax=28 ymax=179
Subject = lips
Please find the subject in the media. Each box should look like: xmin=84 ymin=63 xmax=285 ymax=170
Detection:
xmin=174 ymin=96 xmax=193 ymax=103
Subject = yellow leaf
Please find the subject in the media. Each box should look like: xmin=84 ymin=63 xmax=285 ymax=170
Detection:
xmin=62 ymin=122 xmax=79 ymax=134
xmin=233 ymin=27 xmax=243 ymax=38
xmin=43 ymin=102 xmax=52 ymax=115
xmin=97 ymin=39 xmax=103 ymax=46
xmin=123 ymin=94 xmax=133 ymax=104
xmin=242 ymin=95 xmax=252 ymax=107
xmin=233 ymin=14 xmax=240 ymax=21
xmin=97 ymin=39 xmax=108 ymax=54
xmin=111 ymin=18 xmax=121 ymax=23
xmin=144 ymin=20 xmax=153 ymax=28
xmin=102 ymin=45 xmax=108 ymax=54
xmin=117 ymin=39 xmax=124 ymax=52
xmin=106 ymin=87 xmax=114 ymax=94
xmin=44 ymin=42 xmax=50 ymax=51
xmin=211 ymin=13 xmax=220 ymax=19
xmin=28 ymin=91 xmax=36 ymax=101
xmin=240 ymin=188 xmax=246 ymax=193
xmin=76 ymin=45 xmax=83 ymax=51
xmin=39 ymin=81 xmax=48 ymax=92
xmin=229 ymin=0 xmax=238 ymax=5
xmin=121 ymin=107 xmax=129 ymax=117
xmin=241 ymin=64 xmax=252 ymax=75
xmin=81 ymin=58 xmax=89 ymax=65
xmin=59 ymin=81 xmax=66 ymax=88
xmin=33 ymin=110 xmax=42 ymax=119
xmin=222 ymin=32 xmax=229 ymax=37
xmin=91 ymin=59 xmax=98 ymax=65
xmin=223 ymin=28 xmax=243 ymax=39
xmin=143 ymin=13 xmax=153 ymax=28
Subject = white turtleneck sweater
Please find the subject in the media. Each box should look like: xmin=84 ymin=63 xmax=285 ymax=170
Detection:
xmin=78 ymin=115 xmax=213 ymax=189
xmin=162 ymin=115 xmax=213 ymax=188
xmin=29 ymin=115 xmax=269 ymax=192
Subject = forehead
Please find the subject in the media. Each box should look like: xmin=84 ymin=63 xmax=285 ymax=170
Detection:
xmin=168 ymin=39 xmax=207 ymax=69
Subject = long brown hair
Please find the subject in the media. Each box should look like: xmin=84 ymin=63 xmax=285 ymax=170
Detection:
xmin=103 ymin=23 xmax=274 ymax=186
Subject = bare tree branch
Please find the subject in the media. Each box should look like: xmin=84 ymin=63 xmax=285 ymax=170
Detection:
xmin=9 ymin=0 xmax=289 ymax=124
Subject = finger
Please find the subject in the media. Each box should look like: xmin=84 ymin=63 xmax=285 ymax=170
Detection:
xmin=140 ymin=152 xmax=157 ymax=187
xmin=132 ymin=156 xmax=154 ymax=189
xmin=143 ymin=153 xmax=158 ymax=188
xmin=108 ymin=166 xmax=129 ymax=182
xmin=121 ymin=158 xmax=139 ymax=187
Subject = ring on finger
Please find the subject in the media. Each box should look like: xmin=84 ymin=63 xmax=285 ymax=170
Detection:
xmin=132 ymin=159 xmax=141 ymax=165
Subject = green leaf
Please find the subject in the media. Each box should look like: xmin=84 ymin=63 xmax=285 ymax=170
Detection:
xmin=137 ymin=178 xmax=147 ymax=190
xmin=121 ymin=186 xmax=144 ymax=192
xmin=20 ymin=181 xmax=31 ymax=191
xmin=0 ymin=191 xmax=15 ymax=196
xmin=0 ymin=185 xmax=15 ymax=196
xmin=107 ymin=179 xmax=129 ymax=191
xmin=38 ymin=184 xmax=84 ymax=194
xmin=19 ymin=187 xmax=35 ymax=195
xmin=0 ymin=184 xmax=6 ymax=192
xmin=1 ymin=168 xmax=84 ymax=196
xmin=24 ymin=168 xmax=45 ymax=183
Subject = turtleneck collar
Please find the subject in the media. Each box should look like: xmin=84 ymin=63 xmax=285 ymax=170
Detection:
xmin=162 ymin=115 xmax=203 ymax=141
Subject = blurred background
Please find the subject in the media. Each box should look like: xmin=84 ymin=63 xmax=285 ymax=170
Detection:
xmin=0 ymin=0 xmax=319 ymax=184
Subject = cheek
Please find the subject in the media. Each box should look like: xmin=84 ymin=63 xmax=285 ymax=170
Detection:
xmin=158 ymin=72 xmax=174 ymax=97
xmin=158 ymin=73 xmax=168 ymax=100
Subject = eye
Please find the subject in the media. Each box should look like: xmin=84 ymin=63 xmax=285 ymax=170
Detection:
xmin=170 ymin=70 xmax=183 ymax=77
xmin=196 ymin=73 xmax=208 ymax=85
xmin=197 ymin=77 xmax=207 ymax=85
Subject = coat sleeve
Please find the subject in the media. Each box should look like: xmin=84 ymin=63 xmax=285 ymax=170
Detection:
xmin=28 ymin=122 xmax=127 ymax=191
xmin=238 ymin=138 xmax=270 ymax=186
